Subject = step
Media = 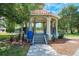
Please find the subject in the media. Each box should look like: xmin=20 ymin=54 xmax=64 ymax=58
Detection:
xmin=33 ymin=34 xmax=46 ymax=44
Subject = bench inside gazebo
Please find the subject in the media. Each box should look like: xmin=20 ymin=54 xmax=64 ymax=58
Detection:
xmin=27 ymin=10 xmax=59 ymax=44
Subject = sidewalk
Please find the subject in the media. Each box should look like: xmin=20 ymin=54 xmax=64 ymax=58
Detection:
xmin=27 ymin=44 xmax=59 ymax=56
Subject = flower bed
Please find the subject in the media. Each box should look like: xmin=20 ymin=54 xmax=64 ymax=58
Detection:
xmin=0 ymin=42 xmax=30 ymax=56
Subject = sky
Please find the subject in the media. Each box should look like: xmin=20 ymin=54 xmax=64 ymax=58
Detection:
xmin=44 ymin=3 xmax=79 ymax=15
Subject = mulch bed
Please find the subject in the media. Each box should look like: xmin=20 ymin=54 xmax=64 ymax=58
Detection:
xmin=49 ymin=38 xmax=79 ymax=56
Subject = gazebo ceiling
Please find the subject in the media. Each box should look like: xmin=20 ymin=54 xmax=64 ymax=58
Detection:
xmin=31 ymin=16 xmax=56 ymax=23
xmin=32 ymin=16 xmax=47 ymax=23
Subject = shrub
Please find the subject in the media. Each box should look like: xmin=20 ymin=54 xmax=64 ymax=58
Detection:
xmin=58 ymin=30 xmax=64 ymax=39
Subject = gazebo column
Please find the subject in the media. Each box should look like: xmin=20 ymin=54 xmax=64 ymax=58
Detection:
xmin=47 ymin=17 xmax=51 ymax=40
xmin=29 ymin=17 xmax=32 ymax=31
xmin=34 ymin=22 xmax=36 ymax=33
xmin=55 ymin=19 xmax=58 ymax=38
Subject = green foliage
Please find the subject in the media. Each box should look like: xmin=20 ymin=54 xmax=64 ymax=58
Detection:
xmin=59 ymin=4 xmax=79 ymax=34
xmin=0 ymin=43 xmax=29 ymax=56
xmin=0 ymin=3 xmax=44 ymax=32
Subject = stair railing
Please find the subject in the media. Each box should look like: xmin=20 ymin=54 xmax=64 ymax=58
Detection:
xmin=32 ymin=35 xmax=35 ymax=45
xmin=44 ymin=35 xmax=48 ymax=44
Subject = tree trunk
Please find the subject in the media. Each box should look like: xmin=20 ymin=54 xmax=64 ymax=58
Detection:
xmin=70 ymin=29 xmax=74 ymax=34
xmin=19 ymin=28 xmax=23 ymax=40
xmin=18 ymin=23 xmax=24 ymax=44
xmin=77 ymin=28 xmax=79 ymax=33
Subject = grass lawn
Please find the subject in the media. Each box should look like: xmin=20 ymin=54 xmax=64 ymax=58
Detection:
xmin=0 ymin=32 xmax=17 ymax=41
xmin=0 ymin=32 xmax=11 ymax=35
xmin=64 ymin=33 xmax=79 ymax=39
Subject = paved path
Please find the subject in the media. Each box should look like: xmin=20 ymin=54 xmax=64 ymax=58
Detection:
xmin=74 ymin=49 xmax=79 ymax=56
xmin=27 ymin=44 xmax=59 ymax=56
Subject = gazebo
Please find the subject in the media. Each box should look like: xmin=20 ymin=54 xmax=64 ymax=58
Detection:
xmin=28 ymin=10 xmax=59 ymax=42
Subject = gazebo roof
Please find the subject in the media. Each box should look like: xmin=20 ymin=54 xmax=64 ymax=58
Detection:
xmin=31 ymin=10 xmax=51 ymax=15
xmin=31 ymin=10 xmax=59 ymax=19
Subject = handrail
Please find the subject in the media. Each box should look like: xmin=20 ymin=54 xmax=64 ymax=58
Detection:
xmin=44 ymin=35 xmax=48 ymax=44
xmin=32 ymin=35 xmax=35 ymax=45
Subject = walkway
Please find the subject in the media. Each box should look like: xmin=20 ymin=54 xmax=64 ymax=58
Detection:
xmin=27 ymin=33 xmax=58 ymax=56
xmin=27 ymin=44 xmax=58 ymax=56
xmin=74 ymin=48 xmax=79 ymax=56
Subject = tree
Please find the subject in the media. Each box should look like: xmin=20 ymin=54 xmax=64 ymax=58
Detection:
xmin=0 ymin=4 xmax=17 ymax=32
xmin=59 ymin=4 xmax=79 ymax=34
xmin=0 ymin=3 xmax=44 ymax=42
xmin=74 ymin=12 xmax=79 ymax=33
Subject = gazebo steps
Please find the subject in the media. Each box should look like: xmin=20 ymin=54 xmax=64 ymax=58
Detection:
xmin=32 ymin=33 xmax=47 ymax=44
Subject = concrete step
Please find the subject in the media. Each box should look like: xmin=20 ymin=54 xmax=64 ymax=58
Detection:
xmin=33 ymin=33 xmax=46 ymax=44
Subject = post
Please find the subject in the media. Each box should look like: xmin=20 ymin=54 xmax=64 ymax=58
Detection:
xmin=29 ymin=17 xmax=32 ymax=31
xmin=55 ymin=19 xmax=58 ymax=38
xmin=46 ymin=17 xmax=51 ymax=40
xmin=34 ymin=22 xmax=36 ymax=33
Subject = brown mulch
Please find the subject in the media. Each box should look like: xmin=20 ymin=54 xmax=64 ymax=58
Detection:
xmin=49 ymin=39 xmax=79 ymax=56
